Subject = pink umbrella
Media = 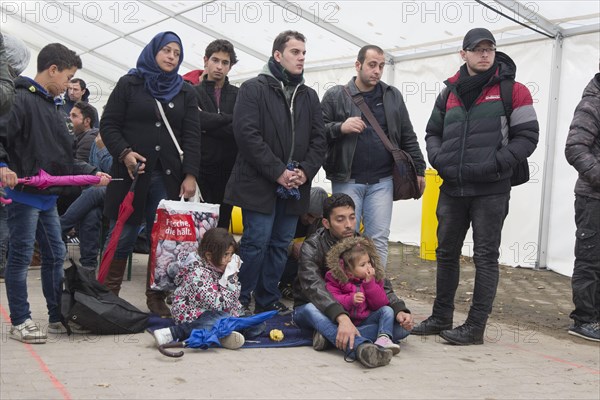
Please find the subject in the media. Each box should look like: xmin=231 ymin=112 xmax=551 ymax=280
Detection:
xmin=18 ymin=169 xmax=102 ymax=189
xmin=1 ymin=169 xmax=118 ymax=204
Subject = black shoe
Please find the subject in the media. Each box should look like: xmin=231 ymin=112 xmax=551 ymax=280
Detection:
xmin=255 ymin=301 xmax=292 ymax=316
xmin=355 ymin=343 xmax=393 ymax=368
xmin=568 ymin=322 xmax=600 ymax=342
xmin=412 ymin=316 xmax=453 ymax=336
xmin=439 ymin=323 xmax=484 ymax=345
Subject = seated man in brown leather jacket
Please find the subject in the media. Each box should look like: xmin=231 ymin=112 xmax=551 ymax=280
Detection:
xmin=292 ymin=193 xmax=414 ymax=368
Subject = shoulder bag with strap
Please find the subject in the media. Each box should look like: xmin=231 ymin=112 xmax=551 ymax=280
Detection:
xmin=343 ymin=86 xmax=421 ymax=200
xmin=155 ymin=99 xmax=204 ymax=202
xmin=440 ymin=80 xmax=529 ymax=186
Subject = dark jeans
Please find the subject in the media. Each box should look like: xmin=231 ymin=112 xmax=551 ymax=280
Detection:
xmin=432 ymin=191 xmax=510 ymax=327
xmin=60 ymin=186 xmax=105 ymax=268
xmin=570 ymin=195 xmax=600 ymax=324
xmin=0 ymin=205 xmax=7 ymax=271
xmin=105 ymin=170 xmax=167 ymax=261
xmin=169 ymin=310 xmax=266 ymax=342
xmin=238 ymin=198 xmax=297 ymax=308
xmin=279 ymin=257 xmax=298 ymax=287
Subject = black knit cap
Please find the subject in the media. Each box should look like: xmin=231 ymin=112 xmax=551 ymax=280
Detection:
xmin=463 ymin=28 xmax=496 ymax=50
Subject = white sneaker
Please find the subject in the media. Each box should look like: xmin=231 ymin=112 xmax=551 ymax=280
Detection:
xmin=10 ymin=319 xmax=47 ymax=344
xmin=47 ymin=322 xmax=68 ymax=334
xmin=153 ymin=328 xmax=174 ymax=347
xmin=219 ymin=331 xmax=245 ymax=350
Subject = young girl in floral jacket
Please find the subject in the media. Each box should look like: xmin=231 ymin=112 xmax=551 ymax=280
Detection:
xmin=153 ymin=227 xmax=265 ymax=349
xmin=325 ymin=237 xmax=400 ymax=355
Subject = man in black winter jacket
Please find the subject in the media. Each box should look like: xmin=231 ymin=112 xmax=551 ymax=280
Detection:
xmin=224 ymin=31 xmax=326 ymax=316
xmin=565 ymin=70 xmax=600 ymax=342
xmin=195 ymin=39 xmax=238 ymax=229
xmin=414 ymin=28 xmax=539 ymax=345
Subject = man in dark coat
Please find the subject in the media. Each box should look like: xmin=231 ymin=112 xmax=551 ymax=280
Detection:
xmin=195 ymin=39 xmax=238 ymax=229
xmin=565 ymin=70 xmax=600 ymax=342
xmin=414 ymin=28 xmax=539 ymax=345
xmin=224 ymin=30 xmax=326 ymax=315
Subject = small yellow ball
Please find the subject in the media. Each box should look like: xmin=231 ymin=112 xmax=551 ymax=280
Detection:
xmin=269 ymin=329 xmax=284 ymax=342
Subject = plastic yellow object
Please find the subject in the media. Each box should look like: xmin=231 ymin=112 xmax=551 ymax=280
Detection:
xmin=269 ymin=329 xmax=284 ymax=342
xmin=420 ymin=169 xmax=443 ymax=261
xmin=229 ymin=206 xmax=243 ymax=235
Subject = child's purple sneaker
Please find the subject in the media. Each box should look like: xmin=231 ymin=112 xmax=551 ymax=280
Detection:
xmin=374 ymin=335 xmax=400 ymax=355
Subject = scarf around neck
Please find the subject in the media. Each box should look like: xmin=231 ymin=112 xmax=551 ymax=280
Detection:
xmin=267 ymin=57 xmax=304 ymax=87
xmin=456 ymin=60 xmax=498 ymax=111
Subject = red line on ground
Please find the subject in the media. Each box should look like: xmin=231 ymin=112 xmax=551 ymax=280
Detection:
xmin=504 ymin=343 xmax=600 ymax=375
xmin=0 ymin=304 xmax=72 ymax=400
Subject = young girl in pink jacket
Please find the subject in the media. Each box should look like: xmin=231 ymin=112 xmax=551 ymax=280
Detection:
xmin=325 ymin=237 xmax=400 ymax=355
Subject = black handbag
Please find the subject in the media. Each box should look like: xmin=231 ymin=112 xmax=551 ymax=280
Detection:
xmin=62 ymin=260 xmax=148 ymax=335
xmin=344 ymin=87 xmax=421 ymax=200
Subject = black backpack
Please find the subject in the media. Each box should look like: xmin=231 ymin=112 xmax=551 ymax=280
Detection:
xmin=441 ymin=79 xmax=530 ymax=186
xmin=61 ymin=260 xmax=148 ymax=335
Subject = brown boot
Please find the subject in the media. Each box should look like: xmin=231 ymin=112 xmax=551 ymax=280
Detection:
xmin=146 ymin=261 xmax=171 ymax=317
xmin=104 ymin=259 xmax=127 ymax=296
xmin=146 ymin=289 xmax=171 ymax=317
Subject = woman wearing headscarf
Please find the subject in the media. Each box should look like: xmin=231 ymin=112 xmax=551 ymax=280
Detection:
xmin=101 ymin=31 xmax=201 ymax=316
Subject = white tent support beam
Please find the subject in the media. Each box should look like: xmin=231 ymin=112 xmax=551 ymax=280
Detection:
xmin=536 ymin=35 xmax=564 ymax=269
xmin=39 ymin=0 xmax=197 ymax=72
xmin=267 ymin=0 xmax=397 ymax=83
xmin=493 ymin=0 xmax=564 ymax=38
xmin=142 ymin=0 xmax=269 ymax=63
xmin=269 ymin=0 xmax=368 ymax=49
xmin=1 ymin=6 xmax=132 ymax=76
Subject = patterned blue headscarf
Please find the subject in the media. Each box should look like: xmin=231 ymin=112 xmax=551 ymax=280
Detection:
xmin=128 ymin=31 xmax=184 ymax=103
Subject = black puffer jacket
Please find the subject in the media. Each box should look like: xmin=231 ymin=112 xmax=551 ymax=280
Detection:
xmin=565 ymin=73 xmax=600 ymax=200
xmin=322 ymin=78 xmax=426 ymax=181
xmin=426 ymin=53 xmax=539 ymax=197
xmin=293 ymin=227 xmax=410 ymax=322
xmin=0 ymin=76 xmax=96 ymax=195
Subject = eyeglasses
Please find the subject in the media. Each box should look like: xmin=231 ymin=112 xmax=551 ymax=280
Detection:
xmin=467 ymin=47 xmax=496 ymax=55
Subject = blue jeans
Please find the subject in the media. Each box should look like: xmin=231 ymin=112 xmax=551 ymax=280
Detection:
xmin=293 ymin=303 xmax=410 ymax=359
xmin=359 ymin=305 xmax=395 ymax=339
xmin=169 ymin=310 xmax=266 ymax=342
xmin=60 ymin=186 xmax=106 ymax=268
xmin=105 ymin=170 xmax=167 ymax=261
xmin=333 ymin=177 xmax=393 ymax=267
xmin=238 ymin=198 xmax=298 ymax=308
xmin=0 ymin=205 xmax=7 ymax=270
xmin=5 ymin=202 xmax=66 ymax=325
xmin=433 ymin=192 xmax=510 ymax=327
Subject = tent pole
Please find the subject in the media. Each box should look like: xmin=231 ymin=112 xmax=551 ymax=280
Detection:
xmin=536 ymin=34 xmax=564 ymax=270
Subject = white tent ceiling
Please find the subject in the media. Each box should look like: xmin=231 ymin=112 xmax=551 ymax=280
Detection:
xmin=2 ymin=1 xmax=599 ymax=86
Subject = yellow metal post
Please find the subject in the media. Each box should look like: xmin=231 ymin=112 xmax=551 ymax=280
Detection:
xmin=420 ymin=169 xmax=443 ymax=260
